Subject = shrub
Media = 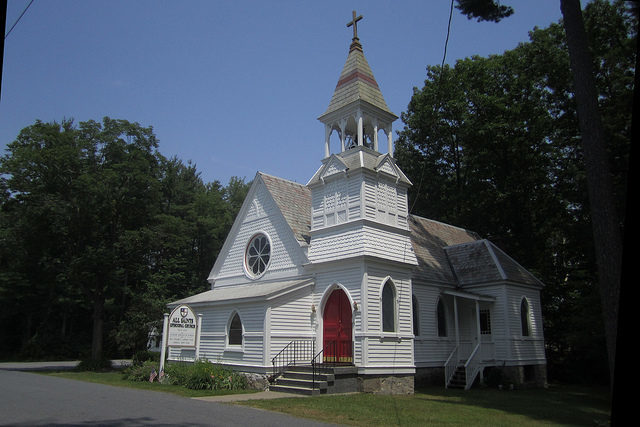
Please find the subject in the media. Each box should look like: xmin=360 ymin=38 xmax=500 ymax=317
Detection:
xmin=122 ymin=360 xmax=159 ymax=382
xmin=163 ymin=360 xmax=247 ymax=390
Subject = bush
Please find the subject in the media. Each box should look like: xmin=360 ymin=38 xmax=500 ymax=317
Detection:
xmin=163 ymin=360 xmax=247 ymax=391
xmin=122 ymin=360 xmax=159 ymax=382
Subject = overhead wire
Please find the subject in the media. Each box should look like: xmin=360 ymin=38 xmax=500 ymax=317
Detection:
xmin=4 ymin=0 xmax=35 ymax=39
xmin=408 ymin=0 xmax=455 ymax=215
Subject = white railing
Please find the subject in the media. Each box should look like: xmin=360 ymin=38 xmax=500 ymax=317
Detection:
xmin=444 ymin=345 xmax=459 ymax=388
xmin=464 ymin=343 xmax=482 ymax=390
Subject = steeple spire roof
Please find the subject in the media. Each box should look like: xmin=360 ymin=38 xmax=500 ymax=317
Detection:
xmin=319 ymin=12 xmax=396 ymax=121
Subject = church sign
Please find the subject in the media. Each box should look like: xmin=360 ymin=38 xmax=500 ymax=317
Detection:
xmin=167 ymin=304 xmax=197 ymax=347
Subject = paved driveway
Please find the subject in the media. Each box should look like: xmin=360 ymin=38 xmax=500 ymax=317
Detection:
xmin=0 ymin=369 xmax=338 ymax=426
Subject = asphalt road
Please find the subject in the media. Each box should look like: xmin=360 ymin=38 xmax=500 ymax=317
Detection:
xmin=0 ymin=369 xmax=338 ymax=426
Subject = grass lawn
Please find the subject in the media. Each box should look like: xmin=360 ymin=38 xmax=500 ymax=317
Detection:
xmin=39 ymin=370 xmax=260 ymax=398
xmin=238 ymin=384 xmax=611 ymax=426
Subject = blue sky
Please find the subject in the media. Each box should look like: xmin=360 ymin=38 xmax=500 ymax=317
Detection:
xmin=2 ymin=0 xmax=563 ymax=186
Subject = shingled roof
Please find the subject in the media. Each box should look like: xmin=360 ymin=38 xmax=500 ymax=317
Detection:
xmin=260 ymin=173 xmax=541 ymax=288
xmin=445 ymin=240 xmax=544 ymax=288
xmin=319 ymin=39 xmax=396 ymax=121
xmin=408 ymin=215 xmax=481 ymax=284
xmin=260 ymin=172 xmax=311 ymax=245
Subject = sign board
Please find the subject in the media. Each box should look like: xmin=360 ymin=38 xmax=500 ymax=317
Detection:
xmin=167 ymin=304 xmax=197 ymax=347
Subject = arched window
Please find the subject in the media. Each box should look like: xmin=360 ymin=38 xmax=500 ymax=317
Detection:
xmin=382 ymin=280 xmax=396 ymax=332
xmin=228 ymin=312 xmax=243 ymax=346
xmin=437 ymin=298 xmax=447 ymax=337
xmin=412 ymin=295 xmax=419 ymax=336
xmin=521 ymin=298 xmax=531 ymax=337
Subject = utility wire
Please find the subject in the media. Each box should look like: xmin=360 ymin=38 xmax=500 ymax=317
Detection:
xmin=409 ymin=0 xmax=455 ymax=214
xmin=4 ymin=0 xmax=35 ymax=39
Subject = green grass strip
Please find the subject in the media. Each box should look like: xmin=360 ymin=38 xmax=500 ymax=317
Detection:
xmin=237 ymin=385 xmax=611 ymax=426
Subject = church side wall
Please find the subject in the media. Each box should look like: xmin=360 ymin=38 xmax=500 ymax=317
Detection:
xmin=412 ymin=284 xmax=455 ymax=367
xmin=168 ymin=303 xmax=267 ymax=372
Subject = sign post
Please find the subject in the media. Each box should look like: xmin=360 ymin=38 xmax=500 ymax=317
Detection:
xmin=159 ymin=313 xmax=169 ymax=374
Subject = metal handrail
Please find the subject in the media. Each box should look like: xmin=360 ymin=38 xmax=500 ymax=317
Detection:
xmin=270 ymin=339 xmax=315 ymax=380
xmin=311 ymin=340 xmax=353 ymax=389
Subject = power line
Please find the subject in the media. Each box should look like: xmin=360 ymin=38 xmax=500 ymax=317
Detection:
xmin=409 ymin=0 xmax=455 ymax=215
xmin=4 ymin=0 xmax=35 ymax=39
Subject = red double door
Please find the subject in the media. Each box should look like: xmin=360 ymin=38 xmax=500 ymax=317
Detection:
xmin=323 ymin=289 xmax=353 ymax=363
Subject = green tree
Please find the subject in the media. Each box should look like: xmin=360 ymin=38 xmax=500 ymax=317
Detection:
xmin=397 ymin=0 xmax=634 ymax=384
xmin=1 ymin=118 xmax=251 ymax=361
xmin=452 ymin=0 xmax=632 ymax=389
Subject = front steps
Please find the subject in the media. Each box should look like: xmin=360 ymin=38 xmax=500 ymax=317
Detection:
xmin=269 ymin=364 xmax=357 ymax=395
xmin=447 ymin=366 xmax=467 ymax=389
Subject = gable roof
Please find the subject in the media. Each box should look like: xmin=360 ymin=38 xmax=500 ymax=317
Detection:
xmin=260 ymin=173 xmax=311 ymax=246
xmin=445 ymin=240 xmax=544 ymax=288
xmin=408 ymin=215 xmax=481 ymax=284
xmin=307 ymin=146 xmax=412 ymax=187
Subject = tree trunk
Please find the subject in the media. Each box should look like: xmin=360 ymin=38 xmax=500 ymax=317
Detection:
xmin=91 ymin=290 xmax=105 ymax=360
xmin=559 ymin=0 xmax=623 ymax=388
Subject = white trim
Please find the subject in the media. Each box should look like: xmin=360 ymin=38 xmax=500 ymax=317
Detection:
xmin=380 ymin=277 xmax=398 ymax=333
xmin=243 ymin=231 xmax=273 ymax=280
xmin=225 ymin=310 xmax=245 ymax=352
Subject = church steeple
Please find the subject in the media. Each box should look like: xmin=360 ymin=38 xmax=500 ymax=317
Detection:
xmin=319 ymin=11 xmax=398 ymax=158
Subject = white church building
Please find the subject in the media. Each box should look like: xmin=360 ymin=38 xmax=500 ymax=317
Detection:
xmin=165 ymin=12 xmax=547 ymax=394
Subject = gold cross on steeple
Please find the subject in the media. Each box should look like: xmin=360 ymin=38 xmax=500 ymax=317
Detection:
xmin=346 ymin=10 xmax=363 ymax=40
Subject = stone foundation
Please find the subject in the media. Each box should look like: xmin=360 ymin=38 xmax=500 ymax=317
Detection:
xmin=359 ymin=374 xmax=414 ymax=395
xmin=242 ymin=372 xmax=270 ymax=391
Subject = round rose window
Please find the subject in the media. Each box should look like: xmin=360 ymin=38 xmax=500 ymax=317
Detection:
xmin=245 ymin=233 xmax=271 ymax=278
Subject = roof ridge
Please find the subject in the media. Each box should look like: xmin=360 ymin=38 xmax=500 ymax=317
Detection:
xmin=258 ymin=171 xmax=307 ymax=188
xmin=409 ymin=214 xmax=480 ymax=238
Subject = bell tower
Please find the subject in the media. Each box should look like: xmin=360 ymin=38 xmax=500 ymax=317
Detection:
xmin=308 ymin=11 xmax=417 ymax=268
xmin=318 ymin=11 xmax=398 ymax=158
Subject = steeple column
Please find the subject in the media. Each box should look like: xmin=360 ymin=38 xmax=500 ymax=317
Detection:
xmin=357 ymin=110 xmax=364 ymax=146
xmin=340 ymin=119 xmax=347 ymax=152
xmin=324 ymin=125 xmax=331 ymax=158
xmin=373 ymin=119 xmax=379 ymax=152
xmin=386 ymin=125 xmax=393 ymax=157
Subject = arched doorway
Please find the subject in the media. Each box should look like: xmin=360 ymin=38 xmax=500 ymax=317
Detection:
xmin=323 ymin=288 xmax=353 ymax=363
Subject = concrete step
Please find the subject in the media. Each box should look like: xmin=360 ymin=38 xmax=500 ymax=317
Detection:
xmin=275 ymin=377 xmax=328 ymax=389
xmin=269 ymin=384 xmax=324 ymax=395
xmin=282 ymin=370 xmax=335 ymax=382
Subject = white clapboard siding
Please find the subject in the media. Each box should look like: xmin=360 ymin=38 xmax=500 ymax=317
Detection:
xmin=309 ymin=224 xmax=416 ymax=266
xmin=270 ymin=288 xmax=314 ymax=335
xmin=504 ymin=286 xmax=546 ymax=362
xmin=362 ymin=265 xmax=414 ymax=368
xmin=168 ymin=303 xmax=268 ymax=368
xmin=311 ymin=172 xmax=363 ymax=230
xmin=214 ymin=179 xmax=305 ymax=285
